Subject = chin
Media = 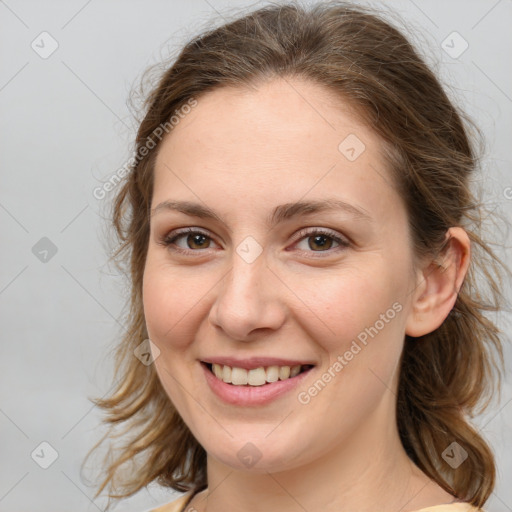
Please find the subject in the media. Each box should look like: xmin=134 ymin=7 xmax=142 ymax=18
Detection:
xmin=202 ymin=435 xmax=312 ymax=474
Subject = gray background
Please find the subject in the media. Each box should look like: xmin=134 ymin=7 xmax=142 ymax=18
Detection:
xmin=0 ymin=0 xmax=511 ymax=511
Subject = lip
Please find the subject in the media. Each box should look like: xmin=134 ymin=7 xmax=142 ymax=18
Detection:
xmin=201 ymin=361 xmax=315 ymax=406
xmin=200 ymin=356 xmax=316 ymax=371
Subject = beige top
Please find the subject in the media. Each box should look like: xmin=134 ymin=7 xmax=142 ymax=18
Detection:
xmin=149 ymin=491 xmax=486 ymax=512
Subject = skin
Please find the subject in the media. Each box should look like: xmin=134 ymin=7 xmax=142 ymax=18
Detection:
xmin=142 ymin=77 xmax=470 ymax=512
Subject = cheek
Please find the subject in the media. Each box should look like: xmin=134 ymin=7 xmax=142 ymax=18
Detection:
xmin=142 ymin=261 xmax=207 ymax=413
xmin=142 ymin=261 xmax=203 ymax=350
xmin=301 ymin=267 xmax=408 ymax=403
xmin=292 ymin=271 xmax=406 ymax=423
xmin=296 ymin=265 xmax=405 ymax=348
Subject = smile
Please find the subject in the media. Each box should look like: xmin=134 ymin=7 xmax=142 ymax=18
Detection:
xmin=200 ymin=361 xmax=316 ymax=406
xmin=206 ymin=362 xmax=314 ymax=386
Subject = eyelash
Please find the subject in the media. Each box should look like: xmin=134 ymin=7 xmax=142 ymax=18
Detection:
xmin=157 ymin=227 xmax=350 ymax=257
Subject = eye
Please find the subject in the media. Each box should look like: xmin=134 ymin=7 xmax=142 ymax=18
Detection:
xmin=158 ymin=227 xmax=350 ymax=257
xmin=158 ymin=228 xmax=218 ymax=255
xmin=293 ymin=228 xmax=350 ymax=255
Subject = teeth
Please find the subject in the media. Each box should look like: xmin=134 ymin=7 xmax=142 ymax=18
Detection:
xmin=266 ymin=365 xmax=279 ymax=382
xmin=290 ymin=365 xmax=301 ymax=377
xmin=231 ymin=367 xmax=248 ymax=385
xmin=210 ymin=363 xmax=307 ymax=386
xmin=279 ymin=366 xmax=290 ymax=380
xmin=222 ymin=365 xmax=232 ymax=383
xmin=248 ymin=367 xmax=266 ymax=386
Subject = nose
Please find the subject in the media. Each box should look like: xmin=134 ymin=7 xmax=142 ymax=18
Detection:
xmin=208 ymin=250 xmax=286 ymax=341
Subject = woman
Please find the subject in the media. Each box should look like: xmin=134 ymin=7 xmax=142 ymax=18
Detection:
xmin=85 ymin=2 xmax=508 ymax=511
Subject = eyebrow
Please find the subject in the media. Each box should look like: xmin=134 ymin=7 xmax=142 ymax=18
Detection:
xmin=151 ymin=198 xmax=372 ymax=229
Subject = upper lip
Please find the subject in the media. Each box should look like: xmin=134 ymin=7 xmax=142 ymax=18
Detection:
xmin=200 ymin=356 xmax=316 ymax=370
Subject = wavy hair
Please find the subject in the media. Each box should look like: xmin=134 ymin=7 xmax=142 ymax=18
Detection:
xmin=84 ymin=1 xmax=509 ymax=509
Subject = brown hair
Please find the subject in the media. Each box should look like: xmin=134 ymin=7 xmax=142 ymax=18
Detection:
xmin=84 ymin=1 xmax=509 ymax=509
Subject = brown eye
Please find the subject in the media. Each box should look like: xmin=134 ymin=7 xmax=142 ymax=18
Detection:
xmin=160 ymin=228 xmax=218 ymax=254
xmin=294 ymin=228 xmax=350 ymax=255
xmin=184 ymin=233 xmax=211 ymax=249
xmin=307 ymin=234 xmax=335 ymax=251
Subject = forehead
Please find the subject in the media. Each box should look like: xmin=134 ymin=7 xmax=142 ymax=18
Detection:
xmin=152 ymin=78 xmax=401 ymax=222
xmin=156 ymin=78 xmax=376 ymax=166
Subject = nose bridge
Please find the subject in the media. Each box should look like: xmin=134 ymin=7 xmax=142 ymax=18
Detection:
xmin=209 ymin=243 xmax=284 ymax=339
xmin=227 ymin=252 xmax=264 ymax=304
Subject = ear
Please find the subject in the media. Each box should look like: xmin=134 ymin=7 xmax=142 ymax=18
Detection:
xmin=405 ymin=227 xmax=471 ymax=337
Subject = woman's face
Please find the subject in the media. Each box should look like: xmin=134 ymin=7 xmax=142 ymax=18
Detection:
xmin=143 ymin=78 xmax=420 ymax=474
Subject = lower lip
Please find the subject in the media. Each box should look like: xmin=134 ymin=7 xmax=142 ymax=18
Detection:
xmin=201 ymin=362 xmax=314 ymax=406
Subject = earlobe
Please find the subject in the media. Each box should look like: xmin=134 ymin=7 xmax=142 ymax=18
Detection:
xmin=405 ymin=227 xmax=471 ymax=338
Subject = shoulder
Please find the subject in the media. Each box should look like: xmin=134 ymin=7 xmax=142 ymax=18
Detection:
xmin=147 ymin=491 xmax=195 ymax=512
xmin=412 ymin=503 xmax=487 ymax=512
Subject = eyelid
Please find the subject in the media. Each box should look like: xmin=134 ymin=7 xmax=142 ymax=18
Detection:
xmin=290 ymin=227 xmax=350 ymax=256
xmin=292 ymin=226 xmax=350 ymax=245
